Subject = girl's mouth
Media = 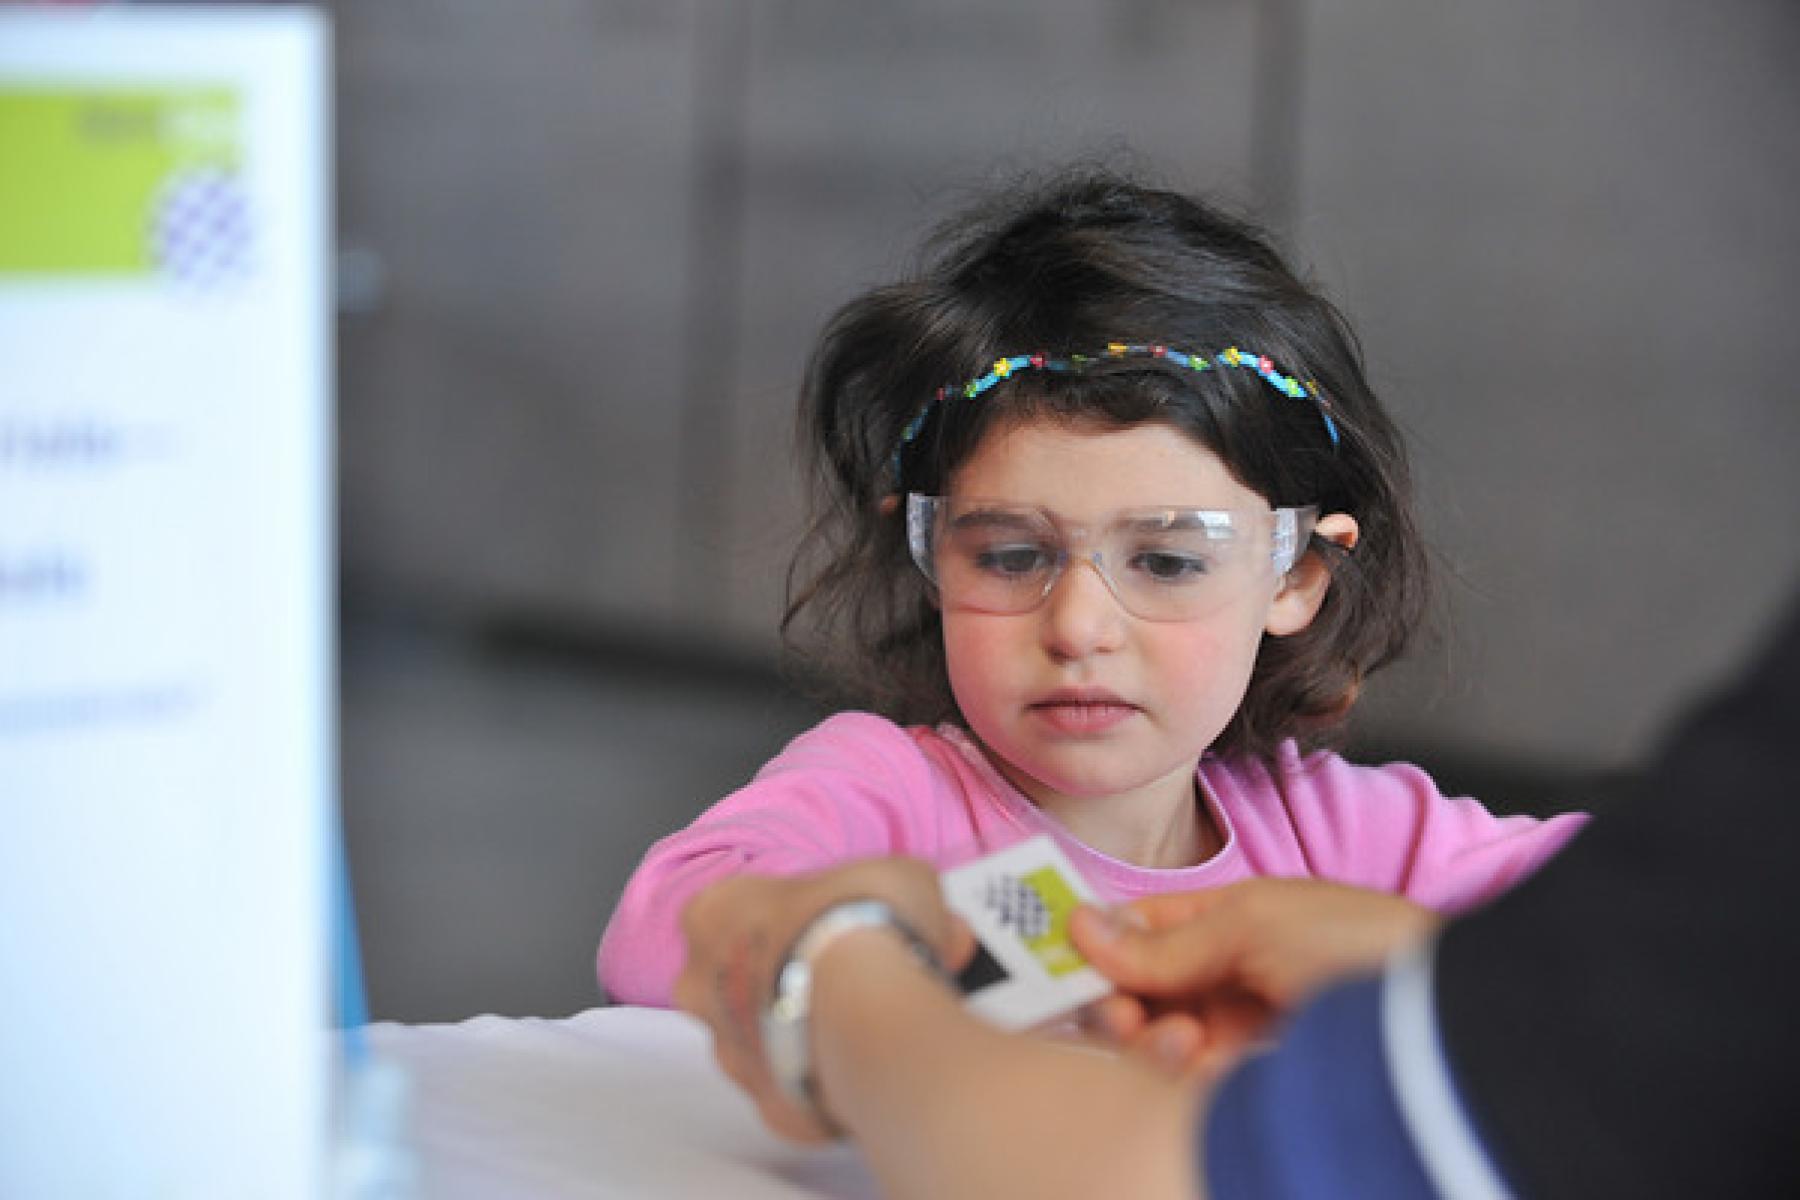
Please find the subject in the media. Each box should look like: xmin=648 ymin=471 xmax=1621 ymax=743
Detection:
xmin=1028 ymin=691 xmax=1139 ymax=734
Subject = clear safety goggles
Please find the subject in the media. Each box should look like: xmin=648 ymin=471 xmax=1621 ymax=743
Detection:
xmin=906 ymin=494 xmax=1316 ymax=622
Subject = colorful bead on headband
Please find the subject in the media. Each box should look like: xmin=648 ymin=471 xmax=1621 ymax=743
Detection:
xmin=891 ymin=342 xmax=1341 ymax=483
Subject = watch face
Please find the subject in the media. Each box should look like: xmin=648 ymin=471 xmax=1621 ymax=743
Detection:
xmin=761 ymin=994 xmax=812 ymax=1108
xmin=761 ymin=899 xmax=916 ymax=1117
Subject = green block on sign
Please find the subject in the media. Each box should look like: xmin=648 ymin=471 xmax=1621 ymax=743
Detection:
xmin=0 ymin=86 xmax=240 ymax=276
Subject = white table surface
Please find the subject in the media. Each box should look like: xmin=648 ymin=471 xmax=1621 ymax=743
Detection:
xmin=361 ymin=1006 xmax=880 ymax=1199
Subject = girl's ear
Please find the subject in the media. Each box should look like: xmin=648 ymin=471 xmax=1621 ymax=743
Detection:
xmin=1266 ymin=513 xmax=1359 ymax=637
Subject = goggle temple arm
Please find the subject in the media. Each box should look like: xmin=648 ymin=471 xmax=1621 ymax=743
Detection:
xmin=905 ymin=493 xmax=936 ymax=582
xmin=1272 ymin=506 xmax=1321 ymax=576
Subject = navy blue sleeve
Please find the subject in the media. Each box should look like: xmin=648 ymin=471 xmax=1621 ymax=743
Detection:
xmin=1431 ymin=596 xmax=1800 ymax=1197
xmin=1203 ymin=973 xmax=1441 ymax=1200
xmin=1208 ymin=600 xmax=1800 ymax=1197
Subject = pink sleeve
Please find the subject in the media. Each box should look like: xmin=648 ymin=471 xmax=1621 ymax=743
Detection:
xmin=596 ymin=713 xmax=948 ymax=1007
xmin=1274 ymin=747 xmax=1589 ymax=913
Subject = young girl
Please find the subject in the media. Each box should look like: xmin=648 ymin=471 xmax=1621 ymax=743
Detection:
xmin=598 ymin=169 xmax=1585 ymax=1008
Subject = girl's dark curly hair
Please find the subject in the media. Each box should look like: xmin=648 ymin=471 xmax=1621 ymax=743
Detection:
xmin=782 ymin=168 xmax=1429 ymax=762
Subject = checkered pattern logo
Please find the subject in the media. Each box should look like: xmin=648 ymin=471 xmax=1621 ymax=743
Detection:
xmin=982 ymin=874 xmax=1052 ymax=940
xmin=149 ymin=168 xmax=252 ymax=286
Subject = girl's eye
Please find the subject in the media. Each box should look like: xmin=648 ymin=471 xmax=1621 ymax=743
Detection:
xmin=971 ymin=543 xmax=1054 ymax=577
xmin=1129 ymin=550 xmax=1211 ymax=582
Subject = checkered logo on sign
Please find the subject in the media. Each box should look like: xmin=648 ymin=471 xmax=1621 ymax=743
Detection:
xmin=982 ymin=874 xmax=1052 ymax=940
xmin=149 ymin=168 xmax=252 ymax=286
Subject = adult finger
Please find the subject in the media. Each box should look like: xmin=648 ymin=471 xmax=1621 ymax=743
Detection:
xmin=1079 ymin=992 xmax=1148 ymax=1043
xmin=754 ymin=1090 xmax=838 ymax=1146
xmin=1122 ymin=1012 xmax=1208 ymax=1077
xmin=941 ymin=914 xmax=979 ymax=974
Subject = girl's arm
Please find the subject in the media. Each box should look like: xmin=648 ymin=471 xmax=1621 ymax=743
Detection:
xmin=598 ymin=713 xmax=949 ymax=1006
xmin=1264 ymin=746 xmax=1589 ymax=913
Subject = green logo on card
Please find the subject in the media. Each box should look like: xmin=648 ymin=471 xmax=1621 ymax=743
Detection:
xmin=1018 ymin=866 xmax=1087 ymax=978
xmin=0 ymin=86 xmax=245 ymax=278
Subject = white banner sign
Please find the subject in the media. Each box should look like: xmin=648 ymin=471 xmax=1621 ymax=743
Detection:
xmin=0 ymin=8 xmax=332 ymax=1195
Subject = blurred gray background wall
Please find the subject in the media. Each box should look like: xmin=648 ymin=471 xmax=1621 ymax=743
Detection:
xmin=325 ymin=0 xmax=1800 ymax=1021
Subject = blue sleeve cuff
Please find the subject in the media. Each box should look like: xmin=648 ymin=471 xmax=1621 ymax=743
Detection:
xmin=1203 ymin=973 xmax=1441 ymax=1199
xmin=1204 ymin=945 xmax=1515 ymax=1200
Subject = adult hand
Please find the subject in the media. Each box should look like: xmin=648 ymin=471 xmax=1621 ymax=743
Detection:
xmin=672 ymin=857 xmax=973 ymax=1143
xmin=1070 ymin=878 xmax=1442 ymax=1076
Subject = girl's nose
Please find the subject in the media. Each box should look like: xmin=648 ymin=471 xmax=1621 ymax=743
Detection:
xmin=1040 ymin=554 xmax=1129 ymax=659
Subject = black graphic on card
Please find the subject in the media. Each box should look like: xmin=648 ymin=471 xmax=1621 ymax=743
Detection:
xmin=953 ymin=941 xmax=1011 ymax=995
xmin=983 ymin=874 xmax=1053 ymax=940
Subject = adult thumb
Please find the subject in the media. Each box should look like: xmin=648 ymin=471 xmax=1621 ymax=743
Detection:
xmin=1071 ymin=904 xmax=1235 ymax=998
xmin=1070 ymin=906 xmax=1171 ymax=989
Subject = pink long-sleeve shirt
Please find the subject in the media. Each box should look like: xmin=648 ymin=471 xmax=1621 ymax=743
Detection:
xmin=598 ymin=712 xmax=1587 ymax=1006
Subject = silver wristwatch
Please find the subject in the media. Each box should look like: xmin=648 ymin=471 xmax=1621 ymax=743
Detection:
xmin=759 ymin=897 xmax=943 ymax=1134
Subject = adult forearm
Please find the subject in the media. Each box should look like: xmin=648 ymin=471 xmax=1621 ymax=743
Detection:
xmin=810 ymin=931 xmax=1206 ymax=1200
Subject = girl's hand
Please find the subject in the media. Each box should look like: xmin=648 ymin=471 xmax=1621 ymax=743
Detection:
xmin=1071 ymin=879 xmax=1443 ymax=1076
xmin=671 ymin=857 xmax=972 ymax=1143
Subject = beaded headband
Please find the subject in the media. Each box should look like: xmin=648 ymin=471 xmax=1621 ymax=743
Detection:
xmin=890 ymin=342 xmax=1340 ymax=483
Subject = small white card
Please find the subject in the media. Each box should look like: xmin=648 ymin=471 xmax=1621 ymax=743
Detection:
xmin=940 ymin=835 xmax=1113 ymax=1029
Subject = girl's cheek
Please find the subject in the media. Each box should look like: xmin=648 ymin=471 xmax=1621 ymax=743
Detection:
xmin=1153 ymin=619 xmax=1260 ymax=682
xmin=942 ymin=612 xmax=1019 ymax=665
xmin=940 ymin=619 xmax=997 ymax=693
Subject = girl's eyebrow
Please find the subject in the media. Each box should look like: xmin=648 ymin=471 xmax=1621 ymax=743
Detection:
xmin=946 ymin=504 xmax=1247 ymax=533
xmin=1118 ymin=509 xmax=1238 ymax=533
xmin=948 ymin=507 xmax=1043 ymax=530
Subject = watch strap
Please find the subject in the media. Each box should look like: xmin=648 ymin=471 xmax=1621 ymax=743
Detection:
xmin=759 ymin=897 xmax=943 ymax=1134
